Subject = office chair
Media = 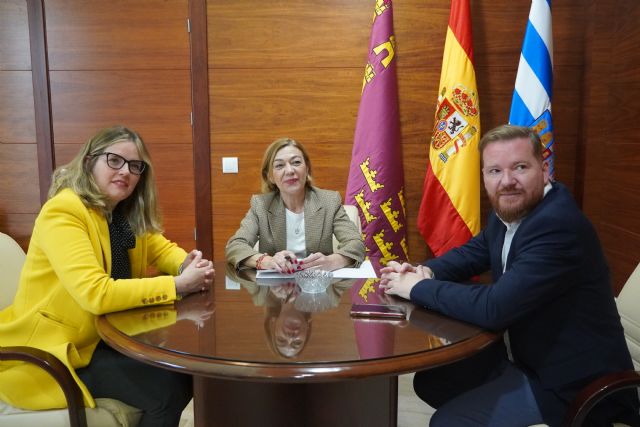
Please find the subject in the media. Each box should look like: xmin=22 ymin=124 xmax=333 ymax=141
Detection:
xmin=562 ymin=262 xmax=640 ymax=427
xmin=0 ymin=232 xmax=141 ymax=427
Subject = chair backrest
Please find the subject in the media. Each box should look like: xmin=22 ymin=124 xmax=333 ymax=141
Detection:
xmin=617 ymin=262 xmax=640 ymax=370
xmin=332 ymin=204 xmax=361 ymax=251
xmin=0 ymin=232 xmax=26 ymax=310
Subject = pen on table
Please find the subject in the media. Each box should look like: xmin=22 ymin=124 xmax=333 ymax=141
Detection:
xmin=285 ymin=255 xmax=301 ymax=265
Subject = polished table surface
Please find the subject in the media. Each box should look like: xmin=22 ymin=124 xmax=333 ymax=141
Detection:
xmin=97 ymin=260 xmax=499 ymax=426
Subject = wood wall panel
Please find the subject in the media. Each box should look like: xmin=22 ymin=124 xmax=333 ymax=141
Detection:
xmin=393 ymin=0 xmax=448 ymax=65
xmin=50 ymin=70 xmax=192 ymax=144
xmin=0 ymin=1 xmax=35 ymax=250
xmin=401 ymin=142 xmax=432 ymax=261
xmin=582 ymin=0 xmax=640 ymax=293
xmin=0 ymin=71 xmax=36 ymax=143
xmin=547 ymin=63 xmax=584 ymax=190
xmin=42 ymin=0 xmax=196 ymax=253
xmin=471 ymin=1 xmax=528 ymax=69
xmin=0 ymin=144 xmax=40 ymax=248
xmin=598 ymin=146 xmax=640 ymax=232
xmin=209 ymin=68 xmax=361 ymax=144
xmin=600 ymin=225 xmax=640 ymax=296
xmin=0 ymin=214 xmax=38 ymax=250
xmin=45 ymin=0 xmax=190 ymax=70
xmin=472 ymin=1 xmax=585 ymax=68
xmin=581 ymin=0 xmax=611 ymax=225
xmin=151 ymin=144 xmax=197 ymax=251
xmin=0 ymin=0 xmax=31 ymax=71
xmin=605 ymin=88 xmax=640 ymax=141
xmin=208 ymin=0 xmax=370 ymax=68
xmin=0 ymin=144 xmax=40 ymax=212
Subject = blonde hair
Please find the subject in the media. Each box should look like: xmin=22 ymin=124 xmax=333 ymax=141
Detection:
xmin=260 ymin=137 xmax=314 ymax=193
xmin=263 ymin=291 xmax=312 ymax=359
xmin=48 ymin=125 xmax=162 ymax=235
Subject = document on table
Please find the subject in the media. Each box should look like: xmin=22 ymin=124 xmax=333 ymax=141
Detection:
xmin=256 ymin=259 xmax=377 ymax=279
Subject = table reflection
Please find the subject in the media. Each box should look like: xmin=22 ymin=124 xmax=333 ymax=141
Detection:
xmin=102 ymin=260 xmax=498 ymax=370
xmin=225 ymin=264 xmax=349 ymax=358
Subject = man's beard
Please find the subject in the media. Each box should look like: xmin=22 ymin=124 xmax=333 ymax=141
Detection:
xmin=490 ymin=185 xmax=544 ymax=223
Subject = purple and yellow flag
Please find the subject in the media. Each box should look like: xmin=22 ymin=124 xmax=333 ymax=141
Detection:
xmin=346 ymin=0 xmax=408 ymax=264
xmin=350 ymin=278 xmax=396 ymax=359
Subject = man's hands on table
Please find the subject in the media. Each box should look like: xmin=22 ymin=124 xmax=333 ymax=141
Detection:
xmin=379 ymin=261 xmax=434 ymax=300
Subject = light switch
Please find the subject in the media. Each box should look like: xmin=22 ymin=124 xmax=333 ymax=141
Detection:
xmin=222 ymin=157 xmax=238 ymax=173
xmin=225 ymin=276 xmax=240 ymax=290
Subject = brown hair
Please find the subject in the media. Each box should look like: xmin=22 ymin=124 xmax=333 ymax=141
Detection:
xmin=260 ymin=137 xmax=314 ymax=193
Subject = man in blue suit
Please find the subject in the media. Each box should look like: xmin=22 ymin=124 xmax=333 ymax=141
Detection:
xmin=381 ymin=125 xmax=638 ymax=426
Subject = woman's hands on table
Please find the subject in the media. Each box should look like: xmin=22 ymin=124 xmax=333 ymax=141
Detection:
xmin=257 ymin=250 xmax=301 ymax=274
xmin=255 ymin=251 xmax=350 ymax=273
xmin=176 ymin=292 xmax=214 ymax=328
xmin=175 ymin=250 xmax=215 ymax=296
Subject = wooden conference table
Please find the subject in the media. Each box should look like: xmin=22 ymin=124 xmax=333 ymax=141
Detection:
xmin=97 ymin=260 xmax=499 ymax=427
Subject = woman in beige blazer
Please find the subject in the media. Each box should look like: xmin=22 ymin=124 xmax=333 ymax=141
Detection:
xmin=226 ymin=137 xmax=365 ymax=272
xmin=0 ymin=126 xmax=214 ymax=427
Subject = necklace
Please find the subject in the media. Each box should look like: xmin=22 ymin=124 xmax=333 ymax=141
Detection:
xmin=287 ymin=209 xmax=304 ymax=236
xmin=294 ymin=214 xmax=303 ymax=235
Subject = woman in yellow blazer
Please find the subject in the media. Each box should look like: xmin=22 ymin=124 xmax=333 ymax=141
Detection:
xmin=225 ymin=137 xmax=365 ymax=272
xmin=0 ymin=126 xmax=214 ymax=427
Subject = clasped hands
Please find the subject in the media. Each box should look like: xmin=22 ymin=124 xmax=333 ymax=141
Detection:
xmin=174 ymin=249 xmax=215 ymax=296
xmin=379 ymin=261 xmax=434 ymax=300
xmin=176 ymin=291 xmax=214 ymax=328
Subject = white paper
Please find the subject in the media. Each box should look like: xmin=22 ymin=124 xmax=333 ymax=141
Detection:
xmin=256 ymin=259 xmax=377 ymax=279
xmin=333 ymin=259 xmax=377 ymax=278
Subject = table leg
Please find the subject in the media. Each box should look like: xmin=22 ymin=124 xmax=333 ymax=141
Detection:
xmin=193 ymin=375 xmax=398 ymax=427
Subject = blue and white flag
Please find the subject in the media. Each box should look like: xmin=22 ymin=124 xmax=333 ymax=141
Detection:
xmin=509 ymin=0 xmax=555 ymax=177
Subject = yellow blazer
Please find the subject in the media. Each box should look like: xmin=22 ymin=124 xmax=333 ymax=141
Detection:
xmin=0 ymin=188 xmax=187 ymax=410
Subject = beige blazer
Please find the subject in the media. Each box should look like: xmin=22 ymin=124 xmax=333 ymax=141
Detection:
xmin=225 ymin=187 xmax=365 ymax=268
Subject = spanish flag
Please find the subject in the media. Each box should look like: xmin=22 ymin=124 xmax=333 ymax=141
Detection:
xmin=417 ymin=0 xmax=480 ymax=257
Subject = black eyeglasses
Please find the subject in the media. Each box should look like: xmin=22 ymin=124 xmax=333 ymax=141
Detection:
xmin=92 ymin=152 xmax=147 ymax=175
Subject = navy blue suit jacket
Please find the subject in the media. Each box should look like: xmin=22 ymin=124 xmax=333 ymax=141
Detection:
xmin=411 ymin=182 xmax=633 ymax=407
